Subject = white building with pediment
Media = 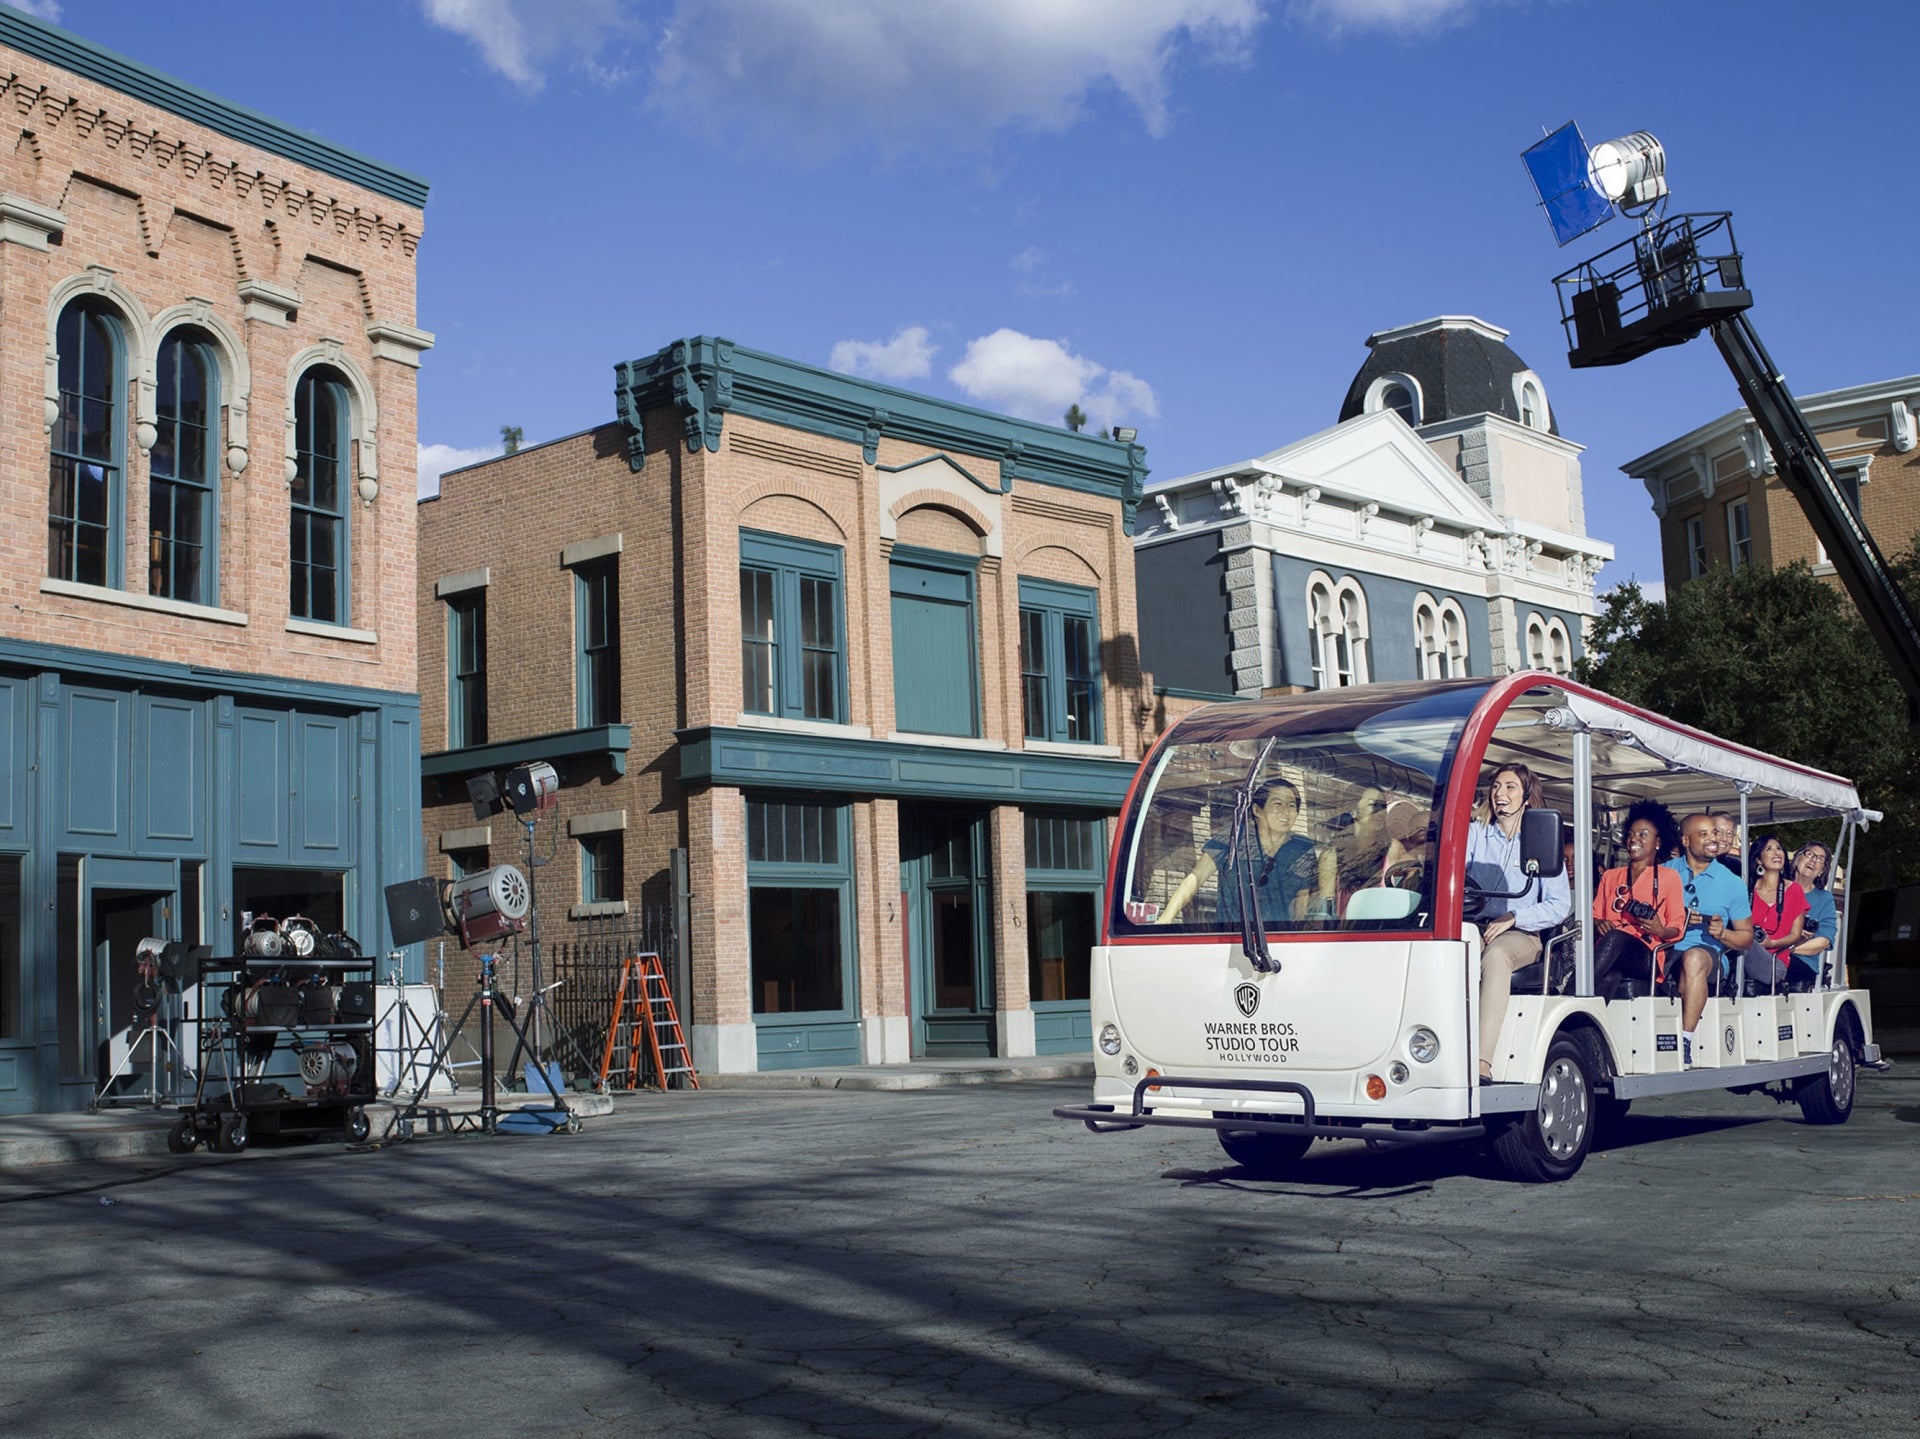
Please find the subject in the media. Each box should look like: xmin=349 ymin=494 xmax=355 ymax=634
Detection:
xmin=1136 ymin=316 xmax=1612 ymax=703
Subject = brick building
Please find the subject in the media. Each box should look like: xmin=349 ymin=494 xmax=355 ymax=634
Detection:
xmin=0 ymin=11 xmax=431 ymax=1113
xmin=418 ymin=337 xmax=1150 ymax=1073
xmin=1623 ymin=375 xmax=1920 ymax=593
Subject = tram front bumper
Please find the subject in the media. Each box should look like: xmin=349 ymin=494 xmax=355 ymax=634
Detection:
xmin=1053 ymin=1073 xmax=1490 ymax=1147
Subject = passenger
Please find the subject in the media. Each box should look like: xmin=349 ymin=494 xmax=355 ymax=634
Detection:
xmin=1742 ymin=834 xmax=1809 ymax=991
xmin=1469 ymin=762 xmax=1572 ymax=1082
xmin=1158 ymin=777 xmax=1324 ymax=926
xmin=1786 ymin=843 xmax=1836 ymax=987
xmin=1712 ymin=812 xmax=1744 ymax=878
xmin=1592 ymin=800 xmax=1686 ymax=992
xmin=1665 ymin=812 xmax=1755 ymax=1065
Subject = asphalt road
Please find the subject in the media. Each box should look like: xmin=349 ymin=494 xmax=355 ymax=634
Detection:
xmin=3 ymin=1071 xmax=1917 ymax=1439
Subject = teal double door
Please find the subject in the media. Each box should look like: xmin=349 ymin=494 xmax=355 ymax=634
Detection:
xmin=900 ymin=805 xmax=995 ymax=1058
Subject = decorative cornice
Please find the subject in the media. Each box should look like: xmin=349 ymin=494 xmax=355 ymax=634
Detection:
xmin=367 ymin=319 xmax=435 ymax=367
xmin=422 ymin=723 xmax=633 ymax=781
xmin=614 ymin=335 xmax=1148 ymax=531
xmin=237 ymin=278 xmax=300 ymax=327
xmin=0 ymin=8 xmax=429 ymax=207
xmin=0 ymin=191 xmax=66 ymax=249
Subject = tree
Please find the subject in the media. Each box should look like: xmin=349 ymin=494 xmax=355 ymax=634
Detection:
xmin=1577 ymin=560 xmax=1920 ymax=886
xmin=1063 ymin=404 xmax=1086 ymax=433
xmin=501 ymin=424 xmax=523 ymax=455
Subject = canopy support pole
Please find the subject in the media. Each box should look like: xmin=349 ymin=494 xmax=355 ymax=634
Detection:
xmin=1572 ymin=729 xmax=1594 ymax=996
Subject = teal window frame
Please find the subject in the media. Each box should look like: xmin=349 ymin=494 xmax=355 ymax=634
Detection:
xmin=1024 ymin=810 xmax=1105 ymax=1024
xmin=49 ymin=298 xmax=126 ymax=588
xmin=574 ymin=559 xmax=621 ymax=727
xmin=739 ymin=530 xmax=846 ymax=723
xmin=446 ymin=591 xmax=487 ymax=748
xmin=150 ymin=328 xmax=219 ymax=605
xmin=1017 ymin=578 xmax=1102 ymax=745
xmin=579 ymin=831 xmax=624 ymax=904
xmin=745 ymin=796 xmax=855 ymax=1021
xmin=291 ymin=367 xmax=351 ymax=623
xmin=889 ymin=547 xmax=980 ymax=738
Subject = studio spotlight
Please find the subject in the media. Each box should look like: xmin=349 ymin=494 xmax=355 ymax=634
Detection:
xmin=448 ymin=863 xmax=532 ymax=948
xmin=1587 ymin=131 xmax=1667 ymax=207
xmin=502 ymin=760 xmax=559 ymax=816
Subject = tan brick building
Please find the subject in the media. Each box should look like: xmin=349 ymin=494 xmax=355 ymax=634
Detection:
xmin=419 ymin=337 xmax=1151 ymax=1073
xmin=1624 ymin=376 xmax=1920 ymax=593
xmin=0 ymin=10 xmax=430 ymax=1112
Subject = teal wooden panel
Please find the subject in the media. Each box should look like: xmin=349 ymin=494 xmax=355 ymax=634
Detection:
xmin=136 ymin=695 xmax=201 ymax=848
xmin=62 ymin=688 xmax=127 ymax=845
xmin=1034 ymin=1005 xmax=1094 ymax=1054
xmin=755 ymin=1019 xmax=860 ymax=1070
xmin=293 ymin=714 xmax=350 ymax=862
xmin=235 ymin=708 xmax=288 ymax=853
xmin=0 ymin=676 xmax=20 ymax=837
xmin=891 ymin=593 xmax=975 ymax=736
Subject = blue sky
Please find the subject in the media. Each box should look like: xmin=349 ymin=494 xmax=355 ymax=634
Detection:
xmin=29 ymin=0 xmax=1920 ymax=595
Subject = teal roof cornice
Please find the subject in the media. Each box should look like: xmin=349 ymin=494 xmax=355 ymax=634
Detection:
xmin=422 ymin=724 xmax=634 ymax=780
xmin=0 ymin=8 xmax=429 ymax=208
xmin=677 ymin=725 xmax=1136 ymax=807
xmin=613 ymin=336 xmax=1150 ymax=533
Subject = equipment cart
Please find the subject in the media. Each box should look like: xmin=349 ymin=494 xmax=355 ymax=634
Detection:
xmin=171 ymin=953 xmax=377 ymax=1154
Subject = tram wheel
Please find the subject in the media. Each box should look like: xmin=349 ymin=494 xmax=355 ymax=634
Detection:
xmin=1490 ymin=1036 xmax=1593 ymax=1183
xmin=1796 ymin=1021 xmax=1857 ymax=1126
xmin=1215 ymin=1118 xmax=1313 ymax=1177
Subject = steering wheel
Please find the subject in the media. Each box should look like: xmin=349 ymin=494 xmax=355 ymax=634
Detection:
xmin=1382 ymin=859 xmax=1428 ymax=891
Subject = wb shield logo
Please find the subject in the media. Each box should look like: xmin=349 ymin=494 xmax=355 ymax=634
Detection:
xmin=1234 ymin=982 xmax=1261 ymax=1018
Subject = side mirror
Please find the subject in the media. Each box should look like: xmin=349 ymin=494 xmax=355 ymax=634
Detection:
xmin=1520 ymin=809 xmax=1565 ymax=879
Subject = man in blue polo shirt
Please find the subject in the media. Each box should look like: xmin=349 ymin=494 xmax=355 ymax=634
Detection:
xmin=1665 ymin=811 xmax=1754 ymax=1065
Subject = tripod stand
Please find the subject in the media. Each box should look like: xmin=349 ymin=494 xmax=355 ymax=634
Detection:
xmin=497 ymin=813 xmax=597 ymax=1094
xmin=91 ymin=985 xmax=191 ymax=1111
xmin=378 ymin=944 xmax=481 ymax=1096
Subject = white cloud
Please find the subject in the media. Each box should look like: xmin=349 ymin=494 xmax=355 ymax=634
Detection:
xmin=1010 ymin=247 xmax=1044 ymax=274
xmin=829 ymin=326 xmax=937 ymax=382
xmin=420 ymin=0 xmax=630 ymax=92
xmin=1288 ymin=0 xmax=1499 ymax=39
xmin=417 ymin=441 xmax=497 ymax=500
xmin=651 ymin=0 xmax=1268 ymax=149
xmin=947 ymin=328 xmax=1158 ymax=431
xmin=9 ymin=1 xmax=62 ymax=20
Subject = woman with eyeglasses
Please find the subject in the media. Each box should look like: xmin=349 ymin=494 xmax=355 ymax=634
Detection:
xmin=1742 ymin=833 xmax=1809 ymax=992
xmin=1592 ymin=799 xmax=1686 ymax=992
xmin=1786 ymin=842 xmax=1835 ymax=988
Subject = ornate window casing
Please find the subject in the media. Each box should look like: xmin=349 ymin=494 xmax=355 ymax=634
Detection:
xmin=290 ymin=367 xmax=352 ymax=623
xmin=1364 ymin=372 xmax=1423 ymax=428
xmin=1512 ymin=371 xmax=1550 ymax=432
xmin=48 ymin=297 xmax=127 ymax=587
xmin=1413 ymin=592 xmax=1469 ymax=679
xmin=150 ymin=329 xmax=220 ymax=605
xmin=740 ymin=530 xmax=845 ymax=724
xmin=1308 ymin=571 xmax=1369 ymax=689
xmin=1018 ymin=578 xmax=1101 ymax=745
xmin=1524 ymin=614 xmax=1574 ymax=675
xmin=1727 ymin=497 xmax=1753 ymax=570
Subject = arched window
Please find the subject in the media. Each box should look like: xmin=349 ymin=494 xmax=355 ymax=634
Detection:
xmin=1547 ymin=618 xmax=1572 ymax=675
xmin=1309 ymin=572 xmax=1369 ymax=688
xmin=1440 ymin=601 xmax=1467 ymax=676
xmin=151 ymin=329 xmax=219 ymax=604
xmin=1365 ymin=372 xmax=1423 ymax=428
xmin=49 ymin=299 xmax=125 ymax=586
xmin=1414 ymin=593 xmax=1470 ymax=679
xmin=291 ymin=367 xmax=351 ymax=623
xmin=1512 ymin=371 xmax=1550 ymax=432
xmin=1525 ymin=614 xmax=1550 ymax=670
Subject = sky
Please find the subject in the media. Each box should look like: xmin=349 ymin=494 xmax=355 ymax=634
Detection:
xmin=24 ymin=0 xmax=1920 ymax=598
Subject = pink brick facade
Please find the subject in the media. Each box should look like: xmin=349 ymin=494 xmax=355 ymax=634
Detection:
xmin=419 ymin=342 xmax=1152 ymax=1074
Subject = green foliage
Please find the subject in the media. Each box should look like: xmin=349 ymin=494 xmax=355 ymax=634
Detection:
xmin=1577 ymin=558 xmax=1920 ymax=885
xmin=1063 ymin=404 xmax=1087 ymax=433
xmin=500 ymin=424 xmax=523 ymax=456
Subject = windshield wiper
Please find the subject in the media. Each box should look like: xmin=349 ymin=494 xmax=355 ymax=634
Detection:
xmin=1229 ymin=738 xmax=1281 ymax=974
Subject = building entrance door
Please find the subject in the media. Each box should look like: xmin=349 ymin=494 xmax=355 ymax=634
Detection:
xmin=90 ymin=888 xmax=171 ymax=1091
xmin=900 ymin=805 xmax=994 ymax=1058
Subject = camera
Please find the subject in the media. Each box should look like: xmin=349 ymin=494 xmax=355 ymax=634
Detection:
xmin=1753 ymin=925 xmax=1770 ymax=944
xmin=1621 ymin=897 xmax=1658 ymax=925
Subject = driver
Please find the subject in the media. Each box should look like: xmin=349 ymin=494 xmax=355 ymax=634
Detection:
xmin=1158 ymin=778 xmax=1324 ymax=926
xmin=1468 ymin=762 xmax=1571 ymax=1082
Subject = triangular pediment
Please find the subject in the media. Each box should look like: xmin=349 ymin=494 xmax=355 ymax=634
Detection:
xmin=1252 ymin=411 xmax=1502 ymax=529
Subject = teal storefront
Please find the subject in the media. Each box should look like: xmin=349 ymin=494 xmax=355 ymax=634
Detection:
xmin=0 ymin=639 xmax=421 ymax=1115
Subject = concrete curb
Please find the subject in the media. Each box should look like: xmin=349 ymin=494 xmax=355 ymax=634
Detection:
xmin=700 ymin=1060 xmax=1095 ymax=1091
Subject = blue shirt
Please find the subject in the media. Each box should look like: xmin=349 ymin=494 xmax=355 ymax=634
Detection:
xmin=1464 ymin=822 xmax=1571 ymax=932
xmin=1795 ymin=886 xmax=1837 ymax=973
xmin=1206 ymin=832 xmax=1320 ymax=923
xmin=1665 ymin=857 xmax=1751 ymax=958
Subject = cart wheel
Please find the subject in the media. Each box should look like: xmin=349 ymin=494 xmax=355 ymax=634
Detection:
xmin=565 ymin=1113 xmax=583 ymax=1135
xmin=345 ymin=1107 xmax=370 ymax=1143
xmin=167 ymin=1114 xmax=199 ymax=1154
xmin=215 ymin=1111 xmax=249 ymax=1154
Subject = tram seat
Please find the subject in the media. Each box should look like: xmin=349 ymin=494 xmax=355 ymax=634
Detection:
xmin=1507 ymin=923 xmax=1579 ymax=996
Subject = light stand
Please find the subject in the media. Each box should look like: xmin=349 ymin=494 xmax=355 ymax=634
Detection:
xmin=91 ymin=940 xmax=194 ymax=1111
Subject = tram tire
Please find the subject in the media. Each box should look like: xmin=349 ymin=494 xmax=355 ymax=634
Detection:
xmin=166 ymin=1114 xmax=198 ymax=1155
xmin=1490 ymin=1036 xmax=1594 ymax=1183
xmin=1215 ymin=1119 xmax=1313 ymax=1177
xmin=1795 ymin=1020 xmax=1858 ymax=1126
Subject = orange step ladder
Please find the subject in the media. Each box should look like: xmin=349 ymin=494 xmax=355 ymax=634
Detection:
xmin=598 ymin=953 xmax=699 ymax=1092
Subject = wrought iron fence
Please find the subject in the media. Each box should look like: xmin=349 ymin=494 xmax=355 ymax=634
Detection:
xmin=501 ymin=904 xmax=678 ymax=1089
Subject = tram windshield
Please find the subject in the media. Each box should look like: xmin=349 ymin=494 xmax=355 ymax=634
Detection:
xmin=1112 ymin=680 xmax=1489 ymax=939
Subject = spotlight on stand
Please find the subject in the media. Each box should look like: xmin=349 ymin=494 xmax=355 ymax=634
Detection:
xmin=448 ymin=864 xmax=532 ymax=948
xmin=502 ymin=760 xmax=559 ymax=817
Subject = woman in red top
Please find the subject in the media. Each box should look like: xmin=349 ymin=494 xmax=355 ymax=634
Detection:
xmin=1592 ymin=799 xmax=1686 ymax=992
xmin=1742 ymin=833 xmax=1808 ymax=991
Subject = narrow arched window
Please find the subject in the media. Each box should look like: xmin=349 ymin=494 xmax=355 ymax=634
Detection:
xmin=49 ymin=300 xmax=124 ymax=586
xmin=1548 ymin=620 xmax=1571 ymax=675
xmin=292 ymin=367 xmax=350 ymax=623
xmin=1440 ymin=603 xmax=1467 ymax=676
xmin=1308 ymin=579 xmax=1336 ymax=689
xmin=1526 ymin=616 xmax=1550 ymax=670
xmin=1337 ymin=585 xmax=1369 ymax=685
xmin=1381 ymin=382 xmax=1417 ymax=427
xmin=151 ymin=330 xmax=219 ymax=604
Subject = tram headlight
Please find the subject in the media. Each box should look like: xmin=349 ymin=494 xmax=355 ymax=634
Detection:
xmin=1408 ymin=1026 xmax=1441 ymax=1064
xmin=1098 ymin=1023 xmax=1123 ymax=1056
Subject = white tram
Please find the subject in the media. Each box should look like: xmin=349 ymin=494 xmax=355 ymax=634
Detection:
xmin=1054 ymin=673 xmax=1887 ymax=1183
